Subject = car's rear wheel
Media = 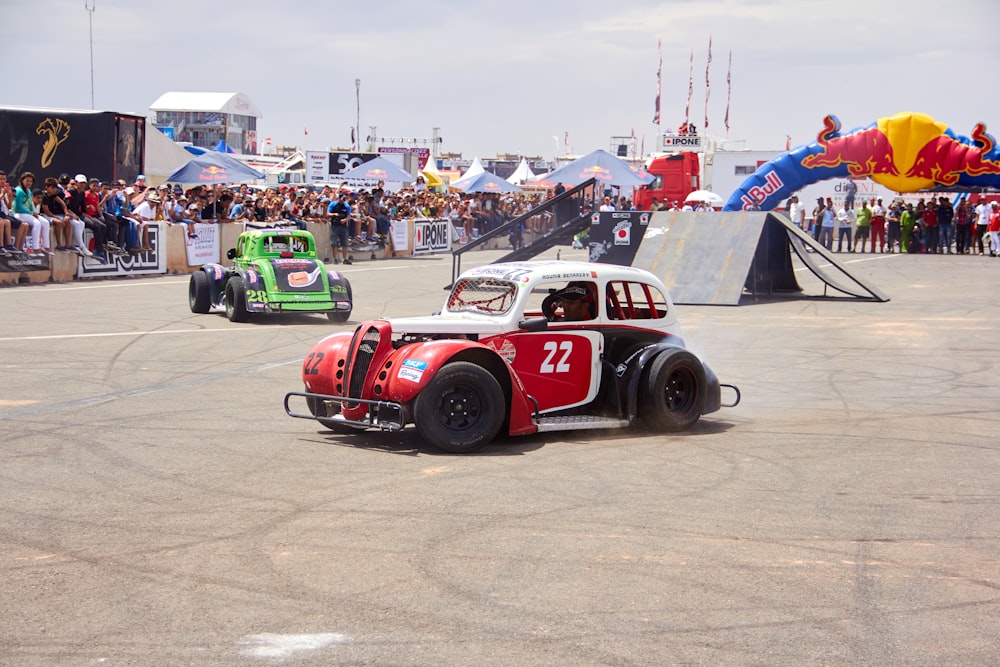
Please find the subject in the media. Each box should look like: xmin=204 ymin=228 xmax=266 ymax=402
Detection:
xmin=306 ymin=395 xmax=365 ymax=434
xmin=189 ymin=271 xmax=211 ymax=313
xmin=414 ymin=362 xmax=505 ymax=453
xmin=639 ymin=349 xmax=706 ymax=432
xmin=225 ymin=277 xmax=249 ymax=323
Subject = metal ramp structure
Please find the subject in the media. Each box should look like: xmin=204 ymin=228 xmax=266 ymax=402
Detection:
xmin=630 ymin=211 xmax=889 ymax=305
xmin=451 ymin=179 xmax=598 ymax=286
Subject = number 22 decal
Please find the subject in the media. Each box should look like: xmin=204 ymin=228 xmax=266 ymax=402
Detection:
xmin=304 ymin=351 xmax=325 ymax=375
xmin=540 ymin=341 xmax=572 ymax=373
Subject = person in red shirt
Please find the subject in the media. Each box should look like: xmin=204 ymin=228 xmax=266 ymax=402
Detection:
xmin=988 ymin=202 xmax=1000 ymax=257
xmin=922 ymin=201 xmax=938 ymax=254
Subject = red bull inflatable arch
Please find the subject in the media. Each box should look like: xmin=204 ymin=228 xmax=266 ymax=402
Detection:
xmin=724 ymin=112 xmax=1000 ymax=211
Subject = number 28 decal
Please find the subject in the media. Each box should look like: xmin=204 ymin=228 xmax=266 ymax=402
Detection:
xmin=540 ymin=341 xmax=572 ymax=373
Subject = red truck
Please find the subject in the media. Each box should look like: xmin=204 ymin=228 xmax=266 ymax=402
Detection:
xmin=633 ymin=152 xmax=700 ymax=210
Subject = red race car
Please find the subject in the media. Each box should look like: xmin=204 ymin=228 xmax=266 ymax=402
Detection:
xmin=285 ymin=261 xmax=739 ymax=453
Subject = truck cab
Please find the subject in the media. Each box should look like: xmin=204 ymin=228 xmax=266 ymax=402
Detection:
xmin=634 ymin=152 xmax=700 ymax=210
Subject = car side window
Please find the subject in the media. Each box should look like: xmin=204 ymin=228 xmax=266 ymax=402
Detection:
xmin=606 ymin=281 xmax=668 ymax=320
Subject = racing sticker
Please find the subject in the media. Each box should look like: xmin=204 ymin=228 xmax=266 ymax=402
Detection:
xmin=487 ymin=338 xmax=517 ymax=363
xmin=613 ymin=220 xmax=632 ymax=245
xmin=397 ymin=358 xmax=428 ymax=383
xmin=270 ymin=259 xmax=324 ymax=292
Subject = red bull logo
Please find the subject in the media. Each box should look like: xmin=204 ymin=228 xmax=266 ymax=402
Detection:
xmin=199 ymin=165 xmax=228 ymax=182
xmin=800 ymin=112 xmax=1000 ymax=192
xmin=581 ymin=166 xmax=612 ymax=181
xmin=739 ymin=170 xmax=784 ymax=209
xmin=366 ymin=168 xmax=388 ymax=178
xmin=801 ymin=115 xmax=899 ymax=179
xmin=904 ymin=121 xmax=1000 ymax=187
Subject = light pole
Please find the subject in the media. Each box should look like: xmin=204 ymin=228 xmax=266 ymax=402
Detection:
xmin=354 ymin=78 xmax=360 ymax=151
xmin=85 ymin=0 xmax=96 ymax=109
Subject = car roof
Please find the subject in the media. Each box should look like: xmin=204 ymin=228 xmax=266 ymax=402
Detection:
xmin=459 ymin=261 xmax=663 ymax=291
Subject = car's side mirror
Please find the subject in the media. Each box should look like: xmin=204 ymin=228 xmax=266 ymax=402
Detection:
xmin=226 ymin=248 xmax=237 ymax=260
xmin=518 ymin=317 xmax=549 ymax=332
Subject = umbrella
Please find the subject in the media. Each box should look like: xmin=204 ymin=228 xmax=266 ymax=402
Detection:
xmin=532 ymin=149 xmax=654 ymax=188
xmin=166 ymin=151 xmax=265 ymax=184
xmin=338 ymin=156 xmax=415 ymax=182
xmin=452 ymin=171 xmax=522 ymax=193
xmin=684 ymin=189 xmax=724 ymax=206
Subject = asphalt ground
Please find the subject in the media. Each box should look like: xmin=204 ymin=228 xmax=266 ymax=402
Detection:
xmin=1 ymin=245 xmax=998 ymax=666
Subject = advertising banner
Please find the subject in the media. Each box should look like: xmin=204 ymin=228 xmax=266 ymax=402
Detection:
xmin=78 ymin=223 xmax=167 ymax=278
xmin=306 ymin=151 xmax=379 ymax=184
xmin=183 ymin=222 xmax=221 ymax=266
xmin=0 ymin=251 xmax=49 ymax=273
xmin=413 ymin=218 xmax=452 ymax=255
xmin=587 ymin=211 xmax=651 ymax=265
xmin=389 ymin=219 xmax=410 ymax=253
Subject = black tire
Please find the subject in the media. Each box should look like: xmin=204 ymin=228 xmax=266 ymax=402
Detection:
xmin=306 ymin=395 xmax=365 ymax=434
xmin=188 ymin=271 xmax=211 ymax=313
xmin=414 ymin=361 xmax=505 ymax=453
xmin=638 ymin=349 xmax=706 ymax=432
xmin=326 ymin=279 xmax=352 ymax=322
xmin=225 ymin=277 xmax=249 ymax=323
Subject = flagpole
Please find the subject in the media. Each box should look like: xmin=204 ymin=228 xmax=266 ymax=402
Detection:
xmin=704 ymin=36 xmax=712 ymax=132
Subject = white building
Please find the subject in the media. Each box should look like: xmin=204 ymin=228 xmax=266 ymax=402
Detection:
xmin=149 ymin=92 xmax=262 ymax=155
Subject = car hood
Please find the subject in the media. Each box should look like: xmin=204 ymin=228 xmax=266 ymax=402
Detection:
xmin=384 ymin=313 xmax=510 ymax=336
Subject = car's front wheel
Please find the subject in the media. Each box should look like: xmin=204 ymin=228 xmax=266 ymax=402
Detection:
xmin=638 ymin=349 xmax=706 ymax=432
xmin=414 ymin=362 xmax=505 ymax=453
xmin=225 ymin=277 xmax=249 ymax=323
xmin=189 ymin=271 xmax=211 ymax=314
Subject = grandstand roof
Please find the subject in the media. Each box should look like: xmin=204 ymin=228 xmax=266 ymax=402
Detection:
xmin=149 ymin=92 xmax=262 ymax=118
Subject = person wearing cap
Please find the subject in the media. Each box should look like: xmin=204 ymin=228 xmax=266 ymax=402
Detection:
xmin=130 ymin=191 xmax=158 ymax=252
xmin=327 ymin=193 xmax=352 ymax=265
xmin=545 ymin=281 xmax=597 ymax=322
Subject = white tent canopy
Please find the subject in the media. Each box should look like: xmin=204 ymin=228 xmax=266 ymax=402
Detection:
xmin=144 ymin=126 xmax=199 ymax=184
xmin=452 ymin=156 xmax=485 ymax=187
xmin=506 ymin=158 xmax=535 ymax=185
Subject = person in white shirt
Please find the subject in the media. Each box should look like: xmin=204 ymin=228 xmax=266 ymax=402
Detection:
xmin=973 ymin=197 xmax=990 ymax=254
xmin=788 ymin=195 xmax=806 ymax=230
xmin=836 ymin=202 xmax=856 ymax=252
xmin=130 ymin=193 xmax=159 ymax=252
xmin=598 ymin=196 xmax=616 ymax=212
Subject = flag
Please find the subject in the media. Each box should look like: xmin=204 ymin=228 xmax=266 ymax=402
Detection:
xmin=304 ymin=128 xmax=309 ymax=136
xmin=264 ymin=137 xmax=272 ymax=145
xmin=704 ymin=36 xmax=712 ymax=130
xmin=564 ymin=131 xmax=569 ymax=155
xmin=653 ymin=38 xmax=662 ymax=125
xmin=724 ymin=50 xmax=732 ymax=136
xmin=786 ymin=135 xmax=792 ymax=151
xmin=351 ymin=127 xmax=356 ymax=150
xmin=684 ymin=48 xmax=693 ymax=128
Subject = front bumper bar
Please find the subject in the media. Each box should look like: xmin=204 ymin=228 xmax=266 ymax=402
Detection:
xmin=284 ymin=391 xmax=405 ymax=431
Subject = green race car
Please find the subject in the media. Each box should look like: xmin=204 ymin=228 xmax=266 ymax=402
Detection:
xmin=188 ymin=229 xmax=353 ymax=323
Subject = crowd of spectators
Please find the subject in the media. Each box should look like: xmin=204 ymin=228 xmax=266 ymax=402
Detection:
xmin=785 ymin=195 xmax=1000 ymax=255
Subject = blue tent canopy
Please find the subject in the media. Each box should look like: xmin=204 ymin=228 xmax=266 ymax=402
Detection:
xmin=338 ymin=156 xmax=415 ymax=182
xmin=534 ymin=149 xmax=653 ymax=188
xmin=212 ymin=140 xmax=236 ymax=154
xmin=166 ymin=151 xmax=265 ymax=185
xmin=452 ymin=171 xmax=522 ymax=193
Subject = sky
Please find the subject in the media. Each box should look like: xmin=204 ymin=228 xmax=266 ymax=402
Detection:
xmin=2 ymin=0 xmax=999 ymax=161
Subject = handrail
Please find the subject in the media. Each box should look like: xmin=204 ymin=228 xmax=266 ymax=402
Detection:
xmin=451 ymin=178 xmax=597 ymax=285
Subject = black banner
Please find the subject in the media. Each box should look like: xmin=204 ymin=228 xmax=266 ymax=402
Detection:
xmin=0 ymin=251 xmax=50 ymax=273
xmin=0 ymin=107 xmax=145 ymax=183
xmin=587 ymin=211 xmax=652 ymax=266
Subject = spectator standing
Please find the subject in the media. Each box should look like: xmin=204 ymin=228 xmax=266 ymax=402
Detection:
xmin=954 ymin=199 xmax=972 ymax=254
xmin=853 ymin=201 xmax=871 ymax=252
xmin=788 ymin=195 xmax=806 ymax=231
xmin=936 ymin=196 xmax=954 ymax=254
xmin=886 ymin=201 xmax=902 ymax=254
xmin=818 ymin=197 xmax=835 ymax=250
xmin=973 ymin=197 xmax=989 ymax=255
xmin=870 ymin=198 xmax=887 ymax=252
xmin=922 ymin=200 xmax=939 ymax=253
xmin=327 ymin=193 xmax=352 ymax=265
xmin=598 ymin=196 xmax=616 ymax=212
xmin=836 ymin=201 xmax=855 ymax=252
xmin=900 ymin=203 xmax=916 ymax=253
xmin=811 ymin=197 xmax=825 ymax=240
xmin=988 ymin=201 xmax=1000 ymax=257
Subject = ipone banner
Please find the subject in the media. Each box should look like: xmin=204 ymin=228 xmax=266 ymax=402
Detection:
xmin=724 ymin=112 xmax=1000 ymax=211
xmin=413 ymin=218 xmax=452 ymax=255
